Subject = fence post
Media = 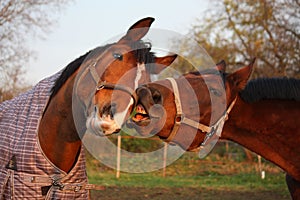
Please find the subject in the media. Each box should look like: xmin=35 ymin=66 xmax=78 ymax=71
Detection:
xmin=116 ymin=135 xmax=121 ymax=178
xmin=257 ymin=155 xmax=265 ymax=179
xmin=162 ymin=143 xmax=168 ymax=177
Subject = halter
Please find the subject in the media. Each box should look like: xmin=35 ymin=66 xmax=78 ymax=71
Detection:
xmin=91 ymin=61 xmax=138 ymax=104
xmin=165 ymin=78 xmax=237 ymax=147
xmin=75 ymin=59 xmax=138 ymax=113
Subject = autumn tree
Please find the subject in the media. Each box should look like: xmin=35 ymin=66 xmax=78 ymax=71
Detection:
xmin=174 ymin=0 xmax=300 ymax=78
xmin=0 ymin=0 xmax=72 ymax=102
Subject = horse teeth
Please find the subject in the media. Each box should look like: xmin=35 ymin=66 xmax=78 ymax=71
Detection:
xmin=136 ymin=104 xmax=147 ymax=114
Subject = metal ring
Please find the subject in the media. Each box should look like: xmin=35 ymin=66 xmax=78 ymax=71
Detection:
xmin=96 ymin=84 xmax=105 ymax=90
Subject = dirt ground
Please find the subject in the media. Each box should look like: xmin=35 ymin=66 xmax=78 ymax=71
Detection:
xmin=90 ymin=186 xmax=290 ymax=200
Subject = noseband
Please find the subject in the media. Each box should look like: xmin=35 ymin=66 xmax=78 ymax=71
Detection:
xmin=75 ymin=59 xmax=138 ymax=113
xmin=95 ymin=80 xmax=138 ymax=107
xmin=165 ymin=78 xmax=237 ymax=148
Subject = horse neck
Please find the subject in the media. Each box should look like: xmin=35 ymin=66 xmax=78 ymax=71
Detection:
xmin=221 ymin=95 xmax=300 ymax=180
xmin=38 ymin=72 xmax=83 ymax=173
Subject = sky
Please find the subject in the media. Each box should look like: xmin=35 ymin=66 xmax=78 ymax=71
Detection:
xmin=26 ymin=0 xmax=210 ymax=84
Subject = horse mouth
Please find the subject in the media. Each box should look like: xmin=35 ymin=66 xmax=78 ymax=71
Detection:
xmin=132 ymin=104 xmax=150 ymax=124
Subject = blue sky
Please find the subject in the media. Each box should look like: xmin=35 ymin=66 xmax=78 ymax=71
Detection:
xmin=26 ymin=0 xmax=209 ymax=84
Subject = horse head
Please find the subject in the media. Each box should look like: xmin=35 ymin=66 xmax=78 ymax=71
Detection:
xmin=74 ymin=17 xmax=177 ymax=136
xmin=127 ymin=60 xmax=254 ymax=155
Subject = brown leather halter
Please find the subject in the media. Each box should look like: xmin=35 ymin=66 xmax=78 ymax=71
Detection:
xmin=74 ymin=58 xmax=138 ymax=114
xmin=165 ymin=78 xmax=237 ymax=149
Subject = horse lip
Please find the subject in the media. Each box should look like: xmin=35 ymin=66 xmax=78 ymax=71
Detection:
xmin=127 ymin=117 xmax=151 ymax=127
xmin=132 ymin=114 xmax=151 ymax=125
xmin=131 ymin=86 xmax=163 ymax=124
xmin=132 ymin=116 xmax=150 ymax=123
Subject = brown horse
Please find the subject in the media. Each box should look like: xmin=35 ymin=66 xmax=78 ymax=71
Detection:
xmin=128 ymin=60 xmax=300 ymax=199
xmin=0 ymin=17 xmax=176 ymax=199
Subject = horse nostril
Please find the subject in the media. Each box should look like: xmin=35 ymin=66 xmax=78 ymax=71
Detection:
xmin=110 ymin=103 xmax=117 ymax=119
xmin=101 ymin=103 xmax=117 ymax=119
xmin=151 ymin=89 xmax=162 ymax=104
xmin=114 ymin=128 xmax=121 ymax=133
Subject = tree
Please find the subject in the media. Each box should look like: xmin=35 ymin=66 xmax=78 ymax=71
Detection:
xmin=0 ymin=0 xmax=72 ymax=102
xmin=175 ymin=0 xmax=300 ymax=78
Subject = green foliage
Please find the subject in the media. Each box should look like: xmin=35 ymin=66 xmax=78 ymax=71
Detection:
xmin=107 ymin=130 xmax=164 ymax=153
xmin=119 ymin=137 xmax=163 ymax=153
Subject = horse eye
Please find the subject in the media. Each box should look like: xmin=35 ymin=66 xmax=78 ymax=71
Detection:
xmin=113 ymin=53 xmax=123 ymax=61
xmin=209 ymin=88 xmax=222 ymax=97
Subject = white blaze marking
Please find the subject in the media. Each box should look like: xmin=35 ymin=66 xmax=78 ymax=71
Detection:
xmin=89 ymin=63 xmax=147 ymax=135
xmin=134 ymin=63 xmax=146 ymax=89
xmin=114 ymin=63 xmax=146 ymax=128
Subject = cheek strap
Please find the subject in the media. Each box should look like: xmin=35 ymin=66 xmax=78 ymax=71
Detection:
xmin=164 ymin=78 xmax=237 ymax=143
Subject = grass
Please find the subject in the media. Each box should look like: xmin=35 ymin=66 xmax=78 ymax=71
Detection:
xmin=85 ymin=141 xmax=290 ymax=199
xmin=88 ymin=172 xmax=287 ymax=191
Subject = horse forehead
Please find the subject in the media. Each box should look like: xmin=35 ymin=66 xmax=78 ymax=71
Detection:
xmin=109 ymin=43 xmax=133 ymax=54
xmin=98 ymin=44 xmax=142 ymax=75
xmin=201 ymin=74 xmax=224 ymax=87
xmin=146 ymin=80 xmax=172 ymax=92
xmin=201 ymin=73 xmax=223 ymax=81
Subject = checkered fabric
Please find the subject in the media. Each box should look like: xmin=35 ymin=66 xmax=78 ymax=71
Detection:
xmin=0 ymin=72 xmax=89 ymax=199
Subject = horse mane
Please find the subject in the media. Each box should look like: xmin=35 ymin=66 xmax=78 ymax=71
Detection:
xmin=49 ymin=51 xmax=91 ymax=99
xmin=132 ymin=41 xmax=155 ymax=63
xmin=240 ymin=77 xmax=300 ymax=102
xmin=132 ymin=41 xmax=156 ymax=72
xmin=49 ymin=40 xmax=155 ymax=99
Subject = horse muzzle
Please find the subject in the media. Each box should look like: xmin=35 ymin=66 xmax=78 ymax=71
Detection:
xmin=86 ymin=107 xmax=121 ymax=136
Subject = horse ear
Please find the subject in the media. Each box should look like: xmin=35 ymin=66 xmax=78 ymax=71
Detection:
xmin=227 ymin=58 xmax=256 ymax=90
xmin=151 ymin=54 xmax=177 ymax=74
xmin=214 ymin=60 xmax=226 ymax=72
xmin=119 ymin=17 xmax=155 ymax=42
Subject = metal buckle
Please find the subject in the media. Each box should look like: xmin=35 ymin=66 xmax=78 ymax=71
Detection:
xmin=201 ymin=128 xmax=215 ymax=147
xmin=52 ymin=180 xmax=65 ymax=190
xmin=96 ymin=85 xmax=105 ymax=90
xmin=96 ymin=81 xmax=106 ymax=90
xmin=74 ymin=185 xmax=82 ymax=192
xmin=175 ymin=114 xmax=184 ymax=124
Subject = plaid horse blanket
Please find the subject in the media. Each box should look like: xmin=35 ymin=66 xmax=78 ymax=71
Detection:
xmin=0 ymin=72 xmax=89 ymax=199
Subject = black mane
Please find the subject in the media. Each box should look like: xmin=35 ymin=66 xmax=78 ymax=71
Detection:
xmin=132 ymin=41 xmax=155 ymax=64
xmin=49 ymin=40 xmax=155 ymax=99
xmin=49 ymin=51 xmax=91 ymax=99
xmin=240 ymin=77 xmax=300 ymax=102
xmin=132 ymin=40 xmax=156 ymax=72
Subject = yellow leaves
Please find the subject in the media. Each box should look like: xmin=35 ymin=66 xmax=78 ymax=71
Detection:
xmin=254 ymin=39 xmax=263 ymax=49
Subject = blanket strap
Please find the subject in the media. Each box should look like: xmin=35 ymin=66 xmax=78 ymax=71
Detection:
xmin=0 ymin=155 xmax=18 ymax=199
xmin=0 ymin=169 xmax=15 ymax=200
xmin=23 ymin=174 xmax=105 ymax=192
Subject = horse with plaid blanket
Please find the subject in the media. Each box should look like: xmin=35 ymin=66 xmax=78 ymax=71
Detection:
xmin=0 ymin=17 xmax=176 ymax=199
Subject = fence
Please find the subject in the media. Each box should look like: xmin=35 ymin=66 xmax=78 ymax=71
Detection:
xmin=110 ymin=135 xmax=266 ymax=179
